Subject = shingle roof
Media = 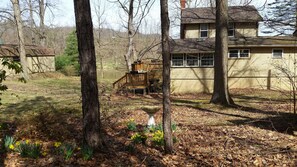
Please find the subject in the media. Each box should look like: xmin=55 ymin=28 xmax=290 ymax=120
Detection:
xmin=181 ymin=5 xmax=263 ymax=24
xmin=0 ymin=44 xmax=55 ymax=57
xmin=170 ymin=36 xmax=297 ymax=53
xmin=170 ymin=38 xmax=215 ymax=54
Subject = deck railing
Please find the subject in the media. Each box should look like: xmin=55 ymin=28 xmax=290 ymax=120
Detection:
xmin=113 ymin=72 xmax=148 ymax=90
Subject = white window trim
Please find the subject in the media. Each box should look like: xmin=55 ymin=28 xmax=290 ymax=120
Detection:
xmin=228 ymin=49 xmax=250 ymax=58
xmin=200 ymin=24 xmax=208 ymax=38
xmin=272 ymin=48 xmax=283 ymax=59
xmin=171 ymin=53 xmax=214 ymax=67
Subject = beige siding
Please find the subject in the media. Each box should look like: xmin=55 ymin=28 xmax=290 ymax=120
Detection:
xmin=184 ymin=24 xmax=199 ymax=38
xmin=27 ymin=56 xmax=56 ymax=73
xmin=183 ymin=22 xmax=258 ymax=38
xmin=235 ymin=22 xmax=258 ymax=37
xmin=171 ymin=47 xmax=297 ymax=93
xmin=0 ymin=56 xmax=55 ymax=75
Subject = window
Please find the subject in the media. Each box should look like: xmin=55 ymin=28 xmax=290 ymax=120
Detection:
xmin=171 ymin=53 xmax=214 ymax=67
xmin=171 ymin=54 xmax=184 ymax=66
xmin=228 ymin=49 xmax=250 ymax=58
xmin=200 ymin=24 xmax=208 ymax=38
xmin=186 ymin=54 xmax=199 ymax=66
xmin=229 ymin=50 xmax=239 ymax=58
xmin=228 ymin=23 xmax=235 ymax=37
xmin=12 ymin=56 xmax=20 ymax=62
xmin=272 ymin=49 xmax=283 ymax=58
xmin=200 ymin=53 xmax=214 ymax=66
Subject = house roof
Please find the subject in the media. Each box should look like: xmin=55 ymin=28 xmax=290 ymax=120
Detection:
xmin=170 ymin=36 xmax=297 ymax=53
xmin=181 ymin=5 xmax=263 ymax=24
xmin=0 ymin=44 xmax=55 ymax=57
xmin=170 ymin=38 xmax=215 ymax=54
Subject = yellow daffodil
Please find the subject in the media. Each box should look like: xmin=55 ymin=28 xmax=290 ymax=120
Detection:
xmin=9 ymin=144 xmax=15 ymax=150
xmin=25 ymin=139 xmax=30 ymax=144
xmin=54 ymin=142 xmax=62 ymax=148
xmin=15 ymin=141 xmax=20 ymax=146
xmin=42 ymin=151 xmax=47 ymax=156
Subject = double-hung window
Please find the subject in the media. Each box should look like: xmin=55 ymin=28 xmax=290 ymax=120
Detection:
xmin=186 ymin=54 xmax=199 ymax=66
xmin=171 ymin=54 xmax=184 ymax=67
xmin=272 ymin=49 xmax=283 ymax=58
xmin=200 ymin=24 xmax=208 ymax=38
xmin=171 ymin=53 xmax=214 ymax=67
xmin=200 ymin=53 xmax=214 ymax=66
xmin=228 ymin=23 xmax=235 ymax=37
xmin=228 ymin=49 xmax=250 ymax=58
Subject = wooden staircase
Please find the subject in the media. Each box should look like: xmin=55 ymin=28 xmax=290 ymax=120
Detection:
xmin=113 ymin=72 xmax=149 ymax=94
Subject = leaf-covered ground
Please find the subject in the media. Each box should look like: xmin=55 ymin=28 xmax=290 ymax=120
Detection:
xmin=0 ymin=75 xmax=297 ymax=166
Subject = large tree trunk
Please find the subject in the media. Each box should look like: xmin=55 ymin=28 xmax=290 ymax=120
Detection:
xmin=210 ymin=0 xmax=234 ymax=106
xmin=39 ymin=0 xmax=46 ymax=46
xmin=160 ymin=0 xmax=173 ymax=154
xmin=124 ymin=0 xmax=136 ymax=72
xmin=11 ymin=0 xmax=29 ymax=80
xmin=73 ymin=0 xmax=103 ymax=149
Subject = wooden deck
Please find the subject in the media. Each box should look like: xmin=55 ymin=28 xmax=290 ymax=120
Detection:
xmin=113 ymin=61 xmax=162 ymax=94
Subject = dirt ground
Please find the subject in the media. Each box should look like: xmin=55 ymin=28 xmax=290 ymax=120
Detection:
xmin=0 ymin=78 xmax=297 ymax=166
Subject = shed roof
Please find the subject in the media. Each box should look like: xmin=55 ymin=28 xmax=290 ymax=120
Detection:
xmin=181 ymin=5 xmax=263 ymax=24
xmin=170 ymin=36 xmax=297 ymax=53
xmin=0 ymin=44 xmax=55 ymax=57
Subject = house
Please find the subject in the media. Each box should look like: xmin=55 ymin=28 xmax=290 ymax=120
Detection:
xmin=170 ymin=2 xmax=297 ymax=93
xmin=0 ymin=44 xmax=55 ymax=74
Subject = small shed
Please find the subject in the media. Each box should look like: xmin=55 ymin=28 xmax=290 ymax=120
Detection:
xmin=0 ymin=44 xmax=55 ymax=73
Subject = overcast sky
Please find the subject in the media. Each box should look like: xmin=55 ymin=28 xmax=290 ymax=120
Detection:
xmin=0 ymin=0 xmax=276 ymax=35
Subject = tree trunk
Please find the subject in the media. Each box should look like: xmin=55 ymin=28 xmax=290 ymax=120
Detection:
xmin=160 ymin=0 xmax=173 ymax=154
xmin=11 ymin=0 xmax=29 ymax=80
xmin=124 ymin=0 xmax=136 ymax=72
xmin=39 ymin=0 xmax=46 ymax=46
xmin=73 ymin=0 xmax=103 ymax=149
xmin=210 ymin=0 xmax=234 ymax=106
xmin=28 ymin=0 xmax=35 ymax=44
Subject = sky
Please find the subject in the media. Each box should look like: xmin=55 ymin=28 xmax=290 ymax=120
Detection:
xmin=0 ymin=0 xmax=277 ymax=35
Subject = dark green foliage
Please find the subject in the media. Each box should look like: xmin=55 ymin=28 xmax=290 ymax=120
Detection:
xmin=55 ymin=30 xmax=80 ymax=75
xmin=81 ymin=144 xmax=93 ymax=160
xmin=16 ymin=141 xmax=42 ymax=159
xmin=64 ymin=31 xmax=78 ymax=57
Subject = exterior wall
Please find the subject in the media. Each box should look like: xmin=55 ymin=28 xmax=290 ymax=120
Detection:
xmin=0 ymin=56 xmax=55 ymax=75
xmin=27 ymin=56 xmax=56 ymax=73
xmin=171 ymin=47 xmax=297 ymax=93
xmin=235 ymin=22 xmax=258 ymax=37
xmin=183 ymin=22 xmax=258 ymax=39
xmin=184 ymin=24 xmax=199 ymax=38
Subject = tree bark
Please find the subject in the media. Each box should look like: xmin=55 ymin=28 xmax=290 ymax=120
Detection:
xmin=124 ymin=0 xmax=136 ymax=72
xmin=160 ymin=0 xmax=173 ymax=153
xmin=28 ymin=0 xmax=35 ymax=44
xmin=210 ymin=0 xmax=234 ymax=106
xmin=73 ymin=0 xmax=103 ymax=149
xmin=39 ymin=0 xmax=46 ymax=46
xmin=11 ymin=0 xmax=29 ymax=80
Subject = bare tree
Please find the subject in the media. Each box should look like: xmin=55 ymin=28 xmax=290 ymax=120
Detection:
xmin=160 ymin=0 xmax=173 ymax=153
xmin=93 ymin=0 xmax=106 ymax=78
xmin=115 ymin=0 xmax=155 ymax=72
xmin=11 ymin=0 xmax=29 ymax=80
xmin=210 ymin=0 xmax=234 ymax=106
xmin=73 ymin=0 xmax=103 ymax=149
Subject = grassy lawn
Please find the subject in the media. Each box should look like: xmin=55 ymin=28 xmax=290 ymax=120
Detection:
xmin=0 ymin=75 xmax=296 ymax=166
